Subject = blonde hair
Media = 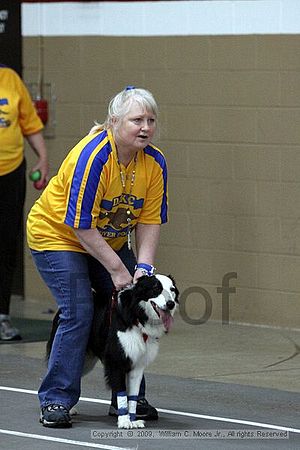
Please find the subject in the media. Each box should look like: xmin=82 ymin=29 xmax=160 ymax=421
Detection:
xmin=89 ymin=87 xmax=159 ymax=135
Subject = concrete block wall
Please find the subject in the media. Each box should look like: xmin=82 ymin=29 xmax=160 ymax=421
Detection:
xmin=23 ymin=34 xmax=300 ymax=329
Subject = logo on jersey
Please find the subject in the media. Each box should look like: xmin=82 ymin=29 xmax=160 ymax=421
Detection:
xmin=98 ymin=194 xmax=143 ymax=238
xmin=0 ymin=98 xmax=10 ymax=128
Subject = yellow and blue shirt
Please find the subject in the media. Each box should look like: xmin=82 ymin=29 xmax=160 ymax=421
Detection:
xmin=27 ymin=129 xmax=168 ymax=252
xmin=0 ymin=66 xmax=43 ymax=175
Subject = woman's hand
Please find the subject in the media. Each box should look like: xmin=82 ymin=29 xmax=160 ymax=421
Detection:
xmin=133 ymin=268 xmax=146 ymax=284
xmin=31 ymin=158 xmax=49 ymax=185
xmin=111 ymin=267 xmax=133 ymax=291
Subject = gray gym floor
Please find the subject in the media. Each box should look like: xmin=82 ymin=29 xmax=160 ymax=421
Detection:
xmin=0 ymin=298 xmax=299 ymax=450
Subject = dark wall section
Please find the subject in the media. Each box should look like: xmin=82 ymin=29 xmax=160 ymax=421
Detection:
xmin=0 ymin=0 xmax=24 ymax=296
xmin=0 ymin=0 xmax=22 ymax=75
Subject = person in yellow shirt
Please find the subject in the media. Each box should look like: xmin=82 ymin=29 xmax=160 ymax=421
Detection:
xmin=0 ymin=65 xmax=48 ymax=341
xmin=27 ymin=86 xmax=168 ymax=428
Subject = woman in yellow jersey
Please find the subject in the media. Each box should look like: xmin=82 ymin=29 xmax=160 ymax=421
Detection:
xmin=0 ymin=65 xmax=48 ymax=341
xmin=27 ymin=87 xmax=168 ymax=428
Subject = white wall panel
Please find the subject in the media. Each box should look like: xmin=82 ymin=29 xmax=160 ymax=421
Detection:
xmin=22 ymin=1 xmax=300 ymax=36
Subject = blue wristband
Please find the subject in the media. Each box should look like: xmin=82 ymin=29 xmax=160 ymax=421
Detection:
xmin=134 ymin=263 xmax=156 ymax=276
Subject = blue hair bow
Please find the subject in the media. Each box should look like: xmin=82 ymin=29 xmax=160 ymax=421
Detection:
xmin=125 ymin=85 xmax=136 ymax=91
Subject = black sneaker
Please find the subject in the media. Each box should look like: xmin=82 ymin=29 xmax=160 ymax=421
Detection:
xmin=109 ymin=398 xmax=158 ymax=421
xmin=40 ymin=404 xmax=72 ymax=428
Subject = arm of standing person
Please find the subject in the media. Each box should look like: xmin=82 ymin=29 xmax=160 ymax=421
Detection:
xmin=74 ymin=228 xmax=133 ymax=290
xmin=133 ymin=223 xmax=161 ymax=282
xmin=26 ymin=131 xmax=49 ymax=185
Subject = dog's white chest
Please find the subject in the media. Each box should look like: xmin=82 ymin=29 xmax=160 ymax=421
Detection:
xmin=117 ymin=327 xmax=159 ymax=368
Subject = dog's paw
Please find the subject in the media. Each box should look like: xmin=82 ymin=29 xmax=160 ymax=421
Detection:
xmin=131 ymin=420 xmax=145 ymax=428
xmin=69 ymin=406 xmax=78 ymax=416
xmin=118 ymin=415 xmax=133 ymax=429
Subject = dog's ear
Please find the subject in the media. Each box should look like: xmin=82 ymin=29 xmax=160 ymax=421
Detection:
xmin=168 ymin=274 xmax=180 ymax=304
xmin=117 ymin=285 xmax=149 ymax=327
xmin=117 ymin=288 xmax=141 ymax=327
xmin=118 ymin=287 xmax=136 ymax=308
xmin=134 ymin=275 xmax=163 ymax=300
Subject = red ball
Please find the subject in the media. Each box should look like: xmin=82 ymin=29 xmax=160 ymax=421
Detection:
xmin=34 ymin=179 xmax=47 ymax=190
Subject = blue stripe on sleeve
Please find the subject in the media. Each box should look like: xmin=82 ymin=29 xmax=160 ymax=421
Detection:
xmin=65 ymin=131 xmax=112 ymax=228
xmin=143 ymin=146 xmax=168 ymax=223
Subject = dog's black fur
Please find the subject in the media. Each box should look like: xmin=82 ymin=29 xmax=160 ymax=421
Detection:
xmin=47 ymin=274 xmax=179 ymax=428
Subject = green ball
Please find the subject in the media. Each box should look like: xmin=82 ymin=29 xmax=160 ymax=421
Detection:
xmin=29 ymin=170 xmax=41 ymax=182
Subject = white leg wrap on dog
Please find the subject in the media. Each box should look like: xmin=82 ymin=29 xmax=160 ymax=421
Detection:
xmin=117 ymin=391 xmax=128 ymax=416
xmin=128 ymin=395 xmax=138 ymax=422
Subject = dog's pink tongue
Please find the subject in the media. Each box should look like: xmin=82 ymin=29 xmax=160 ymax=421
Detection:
xmin=160 ymin=310 xmax=174 ymax=332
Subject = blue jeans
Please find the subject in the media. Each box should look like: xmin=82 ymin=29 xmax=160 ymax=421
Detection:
xmin=31 ymin=245 xmax=145 ymax=409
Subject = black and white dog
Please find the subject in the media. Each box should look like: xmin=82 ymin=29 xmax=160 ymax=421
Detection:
xmin=47 ymin=274 xmax=179 ymax=429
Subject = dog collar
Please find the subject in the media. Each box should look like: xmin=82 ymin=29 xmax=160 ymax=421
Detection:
xmin=135 ymin=320 xmax=149 ymax=342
